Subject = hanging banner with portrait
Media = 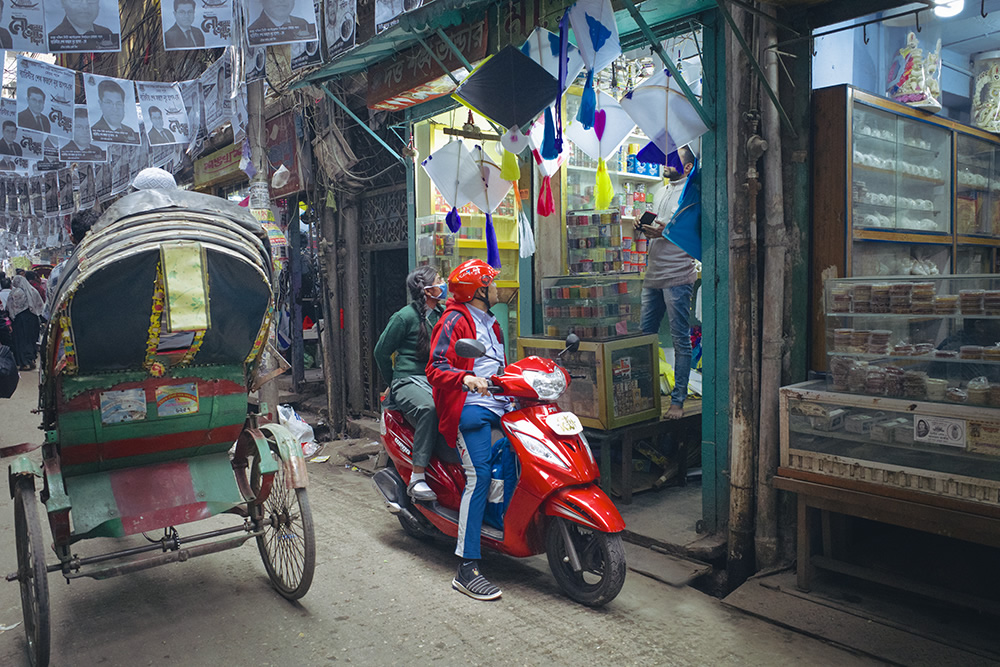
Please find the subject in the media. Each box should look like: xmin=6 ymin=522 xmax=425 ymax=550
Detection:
xmin=57 ymin=166 xmax=73 ymax=213
xmin=16 ymin=56 xmax=74 ymax=140
xmin=162 ymin=0 xmax=232 ymax=51
xmin=375 ymin=0 xmax=422 ymax=35
xmin=76 ymin=163 xmax=95 ymax=210
xmin=291 ymin=0 xmax=322 ymax=70
xmin=35 ymin=137 xmax=66 ymax=172
xmin=201 ymin=53 xmax=231 ymax=134
xmin=135 ymin=81 xmax=188 ymax=146
xmin=60 ymin=105 xmax=108 ymax=163
xmin=42 ymin=169 xmax=57 ymax=214
xmin=246 ymin=0 xmax=318 ymax=46
xmin=94 ymin=162 xmax=111 ymax=202
xmin=83 ymin=73 xmax=140 ymax=145
xmin=0 ymin=98 xmax=43 ymax=168
xmin=325 ymin=0 xmax=356 ymax=59
xmin=6 ymin=1 xmax=45 ymax=52
xmin=28 ymin=175 xmax=42 ymax=213
xmin=44 ymin=0 xmax=121 ymax=53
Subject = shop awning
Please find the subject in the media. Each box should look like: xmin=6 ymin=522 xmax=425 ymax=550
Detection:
xmin=300 ymin=0 xmax=717 ymax=86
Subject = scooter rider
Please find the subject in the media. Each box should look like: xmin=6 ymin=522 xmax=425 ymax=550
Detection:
xmin=373 ymin=266 xmax=447 ymax=501
xmin=426 ymin=259 xmax=509 ymax=601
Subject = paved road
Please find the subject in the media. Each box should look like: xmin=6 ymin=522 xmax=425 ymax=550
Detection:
xmin=0 ymin=378 xmax=879 ymax=666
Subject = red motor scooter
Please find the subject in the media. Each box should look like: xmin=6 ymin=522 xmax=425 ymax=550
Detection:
xmin=373 ymin=335 xmax=627 ymax=607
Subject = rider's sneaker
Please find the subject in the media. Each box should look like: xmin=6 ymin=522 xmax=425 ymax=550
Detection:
xmin=452 ymin=561 xmax=502 ymax=601
xmin=407 ymin=479 xmax=437 ymax=502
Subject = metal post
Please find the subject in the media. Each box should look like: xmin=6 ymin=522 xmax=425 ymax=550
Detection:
xmin=248 ymin=78 xmax=279 ymax=423
xmin=290 ymin=199 xmax=304 ymax=392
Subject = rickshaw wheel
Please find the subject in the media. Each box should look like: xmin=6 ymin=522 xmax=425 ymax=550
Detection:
xmin=254 ymin=446 xmax=315 ymax=601
xmin=13 ymin=477 xmax=50 ymax=667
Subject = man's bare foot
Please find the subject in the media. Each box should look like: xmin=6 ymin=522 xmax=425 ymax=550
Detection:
xmin=665 ymin=403 xmax=684 ymax=420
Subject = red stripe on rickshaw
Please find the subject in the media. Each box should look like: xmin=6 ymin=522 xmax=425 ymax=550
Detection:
xmin=60 ymin=425 xmax=243 ymax=466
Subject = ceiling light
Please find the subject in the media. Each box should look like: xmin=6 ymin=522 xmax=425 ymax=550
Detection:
xmin=934 ymin=0 xmax=964 ymax=17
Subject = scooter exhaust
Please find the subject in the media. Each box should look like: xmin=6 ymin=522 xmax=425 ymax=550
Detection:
xmin=372 ymin=469 xmax=405 ymax=514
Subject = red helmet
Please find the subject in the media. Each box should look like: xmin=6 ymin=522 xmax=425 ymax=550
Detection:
xmin=448 ymin=259 xmax=498 ymax=303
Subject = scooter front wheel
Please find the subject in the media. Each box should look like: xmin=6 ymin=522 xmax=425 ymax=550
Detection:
xmin=546 ymin=517 xmax=626 ymax=607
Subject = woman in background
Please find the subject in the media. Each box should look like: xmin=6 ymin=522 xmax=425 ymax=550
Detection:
xmin=8 ymin=275 xmax=43 ymax=370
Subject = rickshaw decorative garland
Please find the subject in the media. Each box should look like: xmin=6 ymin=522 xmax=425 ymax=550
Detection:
xmin=245 ymin=302 xmax=274 ymax=365
xmin=177 ymin=331 xmax=205 ymax=367
xmin=143 ymin=263 xmax=167 ymax=375
xmin=58 ymin=313 xmax=77 ymax=376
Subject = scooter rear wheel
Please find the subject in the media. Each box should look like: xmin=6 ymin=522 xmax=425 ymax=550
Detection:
xmin=546 ymin=517 xmax=626 ymax=607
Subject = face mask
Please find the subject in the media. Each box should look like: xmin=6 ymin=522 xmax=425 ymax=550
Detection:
xmin=425 ymin=283 xmax=447 ymax=301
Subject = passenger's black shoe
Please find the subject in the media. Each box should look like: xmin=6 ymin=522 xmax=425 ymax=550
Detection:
xmin=452 ymin=560 xmax=501 ymax=601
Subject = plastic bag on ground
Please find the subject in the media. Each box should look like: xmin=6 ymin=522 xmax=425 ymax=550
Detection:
xmin=278 ymin=404 xmax=319 ymax=457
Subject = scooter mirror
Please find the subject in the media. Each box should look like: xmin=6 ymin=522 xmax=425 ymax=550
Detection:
xmin=558 ymin=333 xmax=580 ymax=357
xmin=455 ymin=338 xmax=486 ymax=359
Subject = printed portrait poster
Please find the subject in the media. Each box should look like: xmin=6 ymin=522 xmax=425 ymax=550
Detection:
xmin=16 ymin=56 xmax=75 ymax=140
xmin=376 ymin=0 xmax=421 ymax=35
xmin=94 ymin=162 xmax=111 ymax=202
xmin=45 ymin=0 xmax=122 ymax=53
xmin=325 ymin=0 xmax=356 ymax=59
xmin=28 ymin=175 xmax=42 ymax=213
xmin=246 ymin=0 xmax=318 ymax=46
xmin=76 ymin=164 xmax=95 ymax=210
xmin=0 ymin=99 xmax=43 ymax=165
xmin=84 ymin=73 xmax=140 ymax=145
xmin=35 ymin=137 xmax=65 ymax=172
xmin=42 ymin=169 xmax=57 ymax=214
xmin=162 ymin=0 xmax=232 ymax=51
xmin=57 ymin=166 xmax=73 ymax=213
xmin=61 ymin=105 xmax=107 ymax=163
xmin=6 ymin=1 xmax=46 ymax=52
xmin=291 ymin=0 xmax=322 ymax=70
xmin=135 ymin=81 xmax=188 ymax=146
xmin=14 ymin=176 xmax=29 ymax=215
xmin=200 ymin=54 xmax=231 ymax=134
xmin=247 ymin=47 xmax=266 ymax=83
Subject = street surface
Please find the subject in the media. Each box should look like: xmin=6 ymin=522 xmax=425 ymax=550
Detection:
xmin=0 ymin=378 xmax=879 ymax=666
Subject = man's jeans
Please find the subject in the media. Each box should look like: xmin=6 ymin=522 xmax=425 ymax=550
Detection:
xmin=640 ymin=284 xmax=694 ymax=406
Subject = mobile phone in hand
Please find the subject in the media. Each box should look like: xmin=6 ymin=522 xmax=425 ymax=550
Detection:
xmin=639 ymin=211 xmax=657 ymax=227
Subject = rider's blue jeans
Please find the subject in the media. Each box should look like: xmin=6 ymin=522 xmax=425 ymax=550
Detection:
xmin=640 ymin=283 xmax=694 ymax=407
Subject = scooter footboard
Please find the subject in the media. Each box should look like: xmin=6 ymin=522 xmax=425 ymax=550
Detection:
xmin=543 ymin=485 xmax=625 ymax=533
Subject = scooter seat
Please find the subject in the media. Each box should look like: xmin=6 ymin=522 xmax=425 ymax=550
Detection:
xmin=434 ymin=439 xmax=462 ymax=464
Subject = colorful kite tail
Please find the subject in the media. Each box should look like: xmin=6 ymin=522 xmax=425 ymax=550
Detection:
xmin=595 ymin=157 xmax=614 ymax=210
xmin=537 ymin=175 xmax=554 ymax=216
xmin=577 ymin=69 xmax=596 ymax=130
xmin=445 ymin=207 xmax=462 ymax=233
xmin=485 ymin=213 xmax=501 ymax=268
xmin=541 ymin=107 xmax=558 ymax=161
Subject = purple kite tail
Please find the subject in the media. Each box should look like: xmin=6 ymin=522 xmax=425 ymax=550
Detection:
xmin=577 ymin=69 xmax=596 ymax=130
xmin=485 ymin=213 xmax=501 ymax=268
xmin=445 ymin=207 xmax=462 ymax=233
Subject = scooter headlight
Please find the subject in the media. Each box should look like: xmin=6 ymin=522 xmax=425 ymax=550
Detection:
xmin=522 ymin=368 xmax=567 ymax=400
xmin=514 ymin=431 xmax=571 ymax=469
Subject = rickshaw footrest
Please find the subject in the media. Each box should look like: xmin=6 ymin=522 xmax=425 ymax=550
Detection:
xmin=63 ymin=532 xmax=260 ymax=580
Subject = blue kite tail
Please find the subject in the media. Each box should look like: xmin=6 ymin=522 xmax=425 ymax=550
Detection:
xmin=576 ymin=69 xmax=596 ymax=130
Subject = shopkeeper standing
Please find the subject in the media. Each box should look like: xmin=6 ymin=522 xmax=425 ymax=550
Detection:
xmin=635 ymin=145 xmax=700 ymax=420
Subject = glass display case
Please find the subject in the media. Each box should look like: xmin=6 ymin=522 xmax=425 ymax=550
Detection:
xmin=540 ymin=273 xmax=643 ymax=340
xmin=518 ymin=334 xmax=660 ymax=430
xmin=811 ymin=85 xmax=1000 ymax=369
xmin=823 ymin=275 xmax=1000 ymax=405
xmin=780 ymin=380 xmax=1000 ymax=509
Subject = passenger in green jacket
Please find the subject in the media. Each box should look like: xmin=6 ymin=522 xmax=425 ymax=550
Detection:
xmin=374 ymin=266 xmax=446 ymax=501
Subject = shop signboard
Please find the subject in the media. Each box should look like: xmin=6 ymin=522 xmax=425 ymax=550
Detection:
xmin=194 ymin=143 xmax=242 ymax=190
xmin=266 ymin=112 xmax=301 ymax=198
xmin=366 ymin=21 xmax=487 ymax=111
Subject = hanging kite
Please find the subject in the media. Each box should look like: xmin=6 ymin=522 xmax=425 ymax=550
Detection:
xmin=565 ymin=90 xmax=635 ymax=210
xmin=459 ymin=146 xmax=513 ymax=268
xmin=520 ymin=26 xmax=586 ymax=160
xmin=620 ymin=68 xmax=709 ymax=166
xmin=568 ymin=0 xmax=621 ymax=130
xmin=420 ymin=140 xmax=480 ymax=232
xmin=453 ymin=45 xmax=558 ymax=131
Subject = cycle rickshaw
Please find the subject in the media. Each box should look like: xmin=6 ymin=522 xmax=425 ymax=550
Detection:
xmin=3 ymin=189 xmax=315 ymax=666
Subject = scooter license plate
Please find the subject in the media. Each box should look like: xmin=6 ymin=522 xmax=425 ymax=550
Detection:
xmin=546 ymin=412 xmax=583 ymax=436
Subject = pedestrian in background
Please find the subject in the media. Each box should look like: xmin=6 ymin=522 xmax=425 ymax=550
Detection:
xmin=8 ymin=275 xmax=43 ymax=370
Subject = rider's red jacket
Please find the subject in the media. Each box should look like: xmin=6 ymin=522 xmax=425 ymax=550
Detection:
xmin=425 ymin=299 xmax=506 ymax=448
